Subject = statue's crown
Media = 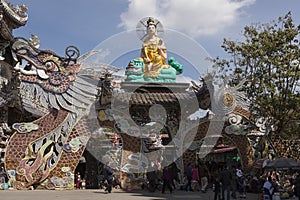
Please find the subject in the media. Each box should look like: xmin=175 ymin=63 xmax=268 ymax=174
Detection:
xmin=147 ymin=18 xmax=155 ymax=26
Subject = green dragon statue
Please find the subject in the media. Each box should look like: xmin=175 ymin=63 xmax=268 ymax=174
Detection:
xmin=125 ymin=57 xmax=183 ymax=82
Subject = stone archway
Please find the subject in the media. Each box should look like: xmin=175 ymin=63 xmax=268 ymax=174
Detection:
xmin=221 ymin=134 xmax=254 ymax=172
xmin=181 ymin=106 xmax=256 ymax=173
xmin=181 ymin=119 xmax=255 ymax=174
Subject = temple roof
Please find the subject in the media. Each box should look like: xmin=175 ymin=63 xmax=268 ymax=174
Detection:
xmin=120 ymin=82 xmax=191 ymax=92
xmin=113 ymin=91 xmax=196 ymax=105
xmin=0 ymin=0 xmax=28 ymax=41
xmin=0 ymin=0 xmax=28 ymax=28
xmin=111 ymin=81 xmax=197 ymax=105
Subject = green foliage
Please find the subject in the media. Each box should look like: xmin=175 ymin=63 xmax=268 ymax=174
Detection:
xmin=212 ymin=12 xmax=300 ymax=138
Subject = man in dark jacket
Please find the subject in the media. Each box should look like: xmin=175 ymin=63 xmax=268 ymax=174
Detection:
xmin=220 ymin=165 xmax=232 ymax=200
xmin=162 ymin=166 xmax=173 ymax=194
xmin=185 ymin=163 xmax=193 ymax=191
xmin=296 ymin=175 xmax=300 ymax=200
xmin=104 ymin=164 xmax=113 ymax=193
xmin=147 ymin=164 xmax=157 ymax=192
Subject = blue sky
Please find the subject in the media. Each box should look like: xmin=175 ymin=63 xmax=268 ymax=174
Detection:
xmin=8 ymin=0 xmax=300 ymax=81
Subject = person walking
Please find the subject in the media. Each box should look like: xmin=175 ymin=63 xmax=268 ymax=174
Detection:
xmin=103 ymin=163 xmax=113 ymax=194
xmin=263 ymin=176 xmax=275 ymax=200
xmin=75 ymin=172 xmax=82 ymax=189
xmin=220 ymin=164 xmax=232 ymax=200
xmin=237 ymin=168 xmax=246 ymax=199
xmin=161 ymin=166 xmax=173 ymax=194
xmin=230 ymin=165 xmax=238 ymax=199
xmin=147 ymin=163 xmax=157 ymax=192
xmin=191 ymin=164 xmax=200 ymax=191
xmin=185 ymin=163 xmax=193 ymax=191
xmin=213 ymin=175 xmax=222 ymax=200
xmin=199 ymin=162 xmax=209 ymax=193
xmin=295 ymin=175 xmax=300 ymax=200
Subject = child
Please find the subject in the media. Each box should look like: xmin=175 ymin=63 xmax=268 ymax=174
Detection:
xmin=75 ymin=172 xmax=81 ymax=189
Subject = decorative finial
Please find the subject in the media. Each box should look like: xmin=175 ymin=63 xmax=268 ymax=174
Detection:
xmin=147 ymin=17 xmax=156 ymax=27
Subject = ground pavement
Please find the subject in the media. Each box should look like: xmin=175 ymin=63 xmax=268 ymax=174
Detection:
xmin=0 ymin=188 xmax=262 ymax=200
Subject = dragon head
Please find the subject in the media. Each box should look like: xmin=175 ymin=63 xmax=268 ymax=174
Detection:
xmin=9 ymin=37 xmax=99 ymax=118
xmin=12 ymin=37 xmax=81 ymax=94
xmin=125 ymin=58 xmax=144 ymax=74
xmin=124 ymin=58 xmax=145 ymax=81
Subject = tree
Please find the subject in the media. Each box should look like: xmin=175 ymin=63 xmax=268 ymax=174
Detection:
xmin=211 ymin=12 xmax=300 ymax=139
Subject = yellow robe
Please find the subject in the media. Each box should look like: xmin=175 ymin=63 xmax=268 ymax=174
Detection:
xmin=141 ymin=37 xmax=170 ymax=78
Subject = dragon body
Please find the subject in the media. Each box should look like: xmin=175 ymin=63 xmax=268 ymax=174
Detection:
xmin=3 ymin=37 xmax=98 ymax=190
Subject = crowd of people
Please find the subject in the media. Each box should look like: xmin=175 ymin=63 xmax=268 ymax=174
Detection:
xmin=262 ymin=170 xmax=300 ymax=200
xmin=139 ymin=161 xmax=300 ymax=200
xmin=94 ymin=159 xmax=300 ymax=200
xmin=140 ymin=161 xmax=249 ymax=199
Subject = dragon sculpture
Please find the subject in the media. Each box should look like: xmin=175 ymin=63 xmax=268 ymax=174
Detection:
xmin=3 ymin=37 xmax=100 ymax=190
xmin=0 ymin=0 xmax=101 ymax=190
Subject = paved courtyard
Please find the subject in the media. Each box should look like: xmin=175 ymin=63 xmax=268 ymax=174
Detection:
xmin=0 ymin=188 xmax=261 ymax=200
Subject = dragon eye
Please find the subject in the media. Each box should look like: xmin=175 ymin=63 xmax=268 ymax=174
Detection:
xmin=45 ymin=61 xmax=59 ymax=71
xmin=45 ymin=62 xmax=51 ymax=68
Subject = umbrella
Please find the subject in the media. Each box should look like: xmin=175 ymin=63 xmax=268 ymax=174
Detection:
xmin=264 ymin=157 xmax=300 ymax=170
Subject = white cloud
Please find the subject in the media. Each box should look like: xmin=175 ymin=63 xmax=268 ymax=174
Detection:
xmin=119 ymin=0 xmax=255 ymax=38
